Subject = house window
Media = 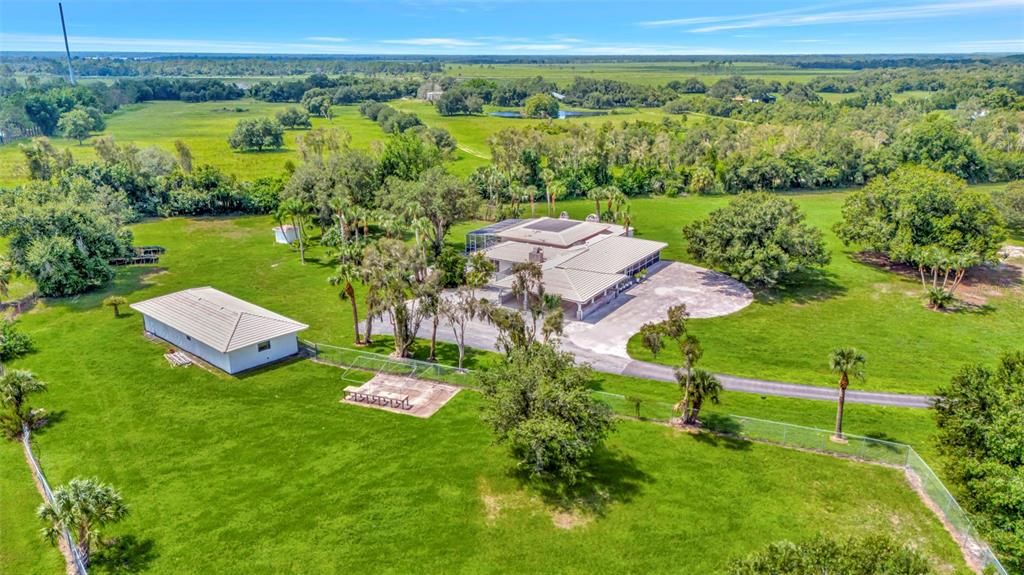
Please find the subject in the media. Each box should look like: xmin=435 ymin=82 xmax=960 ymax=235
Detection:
xmin=257 ymin=340 xmax=271 ymax=352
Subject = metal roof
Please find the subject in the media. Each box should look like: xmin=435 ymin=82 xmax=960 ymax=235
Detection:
xmin=481 ymin=241 xmax=581 ymax=265
xmin=467 ymin=219 xmax=525 ymax=236
xmin=496 ymin=217 xmax=615 ymax=248
xmin=130 ymin=287 xmax=308 ymax=353
xmin=493 ymin=267 xmax=626 ymax=304
xmin=559 ymin=235 xmax=668 ymax=274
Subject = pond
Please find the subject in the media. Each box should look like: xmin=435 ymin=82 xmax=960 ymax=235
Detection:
xmin=489 ymin=110 xmax=610 ymax=120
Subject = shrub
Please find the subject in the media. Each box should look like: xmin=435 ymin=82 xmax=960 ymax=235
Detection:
xmin=727 ymin=534 xmax=935 ymax=575
xmin=0 ymin=319 xmax=33 ymax=363
xmin=991 ymin=181 xmax=1024 ymax=231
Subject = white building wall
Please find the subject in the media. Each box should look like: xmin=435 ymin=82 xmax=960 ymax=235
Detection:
xmin=143 ymin=316 xmax=231 ymax=372
xmin=225 ymin=334 xmax=299 ymax=374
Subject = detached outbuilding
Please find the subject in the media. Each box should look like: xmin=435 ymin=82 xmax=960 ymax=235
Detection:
xmin=130 ymin=287 xmax=308 ymax=374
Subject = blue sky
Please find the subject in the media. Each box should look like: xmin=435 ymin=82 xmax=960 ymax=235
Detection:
xmin=1 ymin=0 xmax=1022 ymax=55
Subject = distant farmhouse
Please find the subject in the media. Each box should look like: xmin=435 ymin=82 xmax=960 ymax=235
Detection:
xmin=467 ymin=217 xmax=666 ymax=319
xmin=131 ymin=287 xmax=308 ymax=374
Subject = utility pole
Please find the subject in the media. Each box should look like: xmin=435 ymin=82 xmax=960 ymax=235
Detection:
xmin=59 ymin=2 xmax=75 ymax=85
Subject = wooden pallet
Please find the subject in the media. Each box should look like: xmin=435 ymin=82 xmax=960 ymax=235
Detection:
xmin=164 ymin=351 xmax=192 ymax=367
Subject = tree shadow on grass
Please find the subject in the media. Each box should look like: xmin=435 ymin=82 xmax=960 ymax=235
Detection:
xmin=29 ymin=409 xmax=68 ymax=438
xmin=689 ymin=415 xmax=753 ymax=452
xmin=753 ymin=268 xmax=847 ymax=306
xmin=513 ymin=446 xmax=652 ymax=518
xmin=92 ymin=535 xmax=158 ymax=574
xmin=50 ymin=266 xmax=165 ymax=313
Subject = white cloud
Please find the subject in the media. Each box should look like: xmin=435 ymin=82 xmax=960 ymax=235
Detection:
xmin=380 ymin=37 xmax=481 ymax=46
xmin=689 ymin=0 xmax=1024 ymax=33
xmin=305 ymin=36 xmax=347 ymax=43
xmin=638 ymin=4 xmax=837 ymax=28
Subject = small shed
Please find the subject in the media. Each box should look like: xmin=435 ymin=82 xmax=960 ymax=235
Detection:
xmin=273 ymin=225 xmax=298 ymax=245
xmin=130 ymin=287 xmax=308 ymax=374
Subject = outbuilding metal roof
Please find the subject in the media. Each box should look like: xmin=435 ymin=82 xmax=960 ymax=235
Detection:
xmin=559 ymin=235 xmax=668 ymax=274
xmin=130 ymin=287 xmax=308 ymax=353
xmin=493 ymin=267 xmax=626 ymax=304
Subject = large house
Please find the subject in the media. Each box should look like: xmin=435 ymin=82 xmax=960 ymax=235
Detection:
xmin=466 ymin=217 xmax=667 ymax=319
xmin=131 ymin=287 xmax=308 ymax=374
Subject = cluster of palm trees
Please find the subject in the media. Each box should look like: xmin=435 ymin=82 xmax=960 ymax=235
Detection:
xmin=640 ymin=305 xmax=723 ymax=426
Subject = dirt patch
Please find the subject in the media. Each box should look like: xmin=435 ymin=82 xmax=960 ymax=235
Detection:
xmin=477 ymin=478 xmax=596 ymax=530
xmin=477 ymin=478 xmax=534 ymax=524
xmin=551 ymin=508 xmax=594 ymax=530
xmin=855 ymin=250 xmax=1023 ymax=306
xmin=904 ymin=469 xmax=986 ymax=575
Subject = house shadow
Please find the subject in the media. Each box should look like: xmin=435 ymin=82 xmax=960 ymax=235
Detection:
xmin=92 ymin=535 xmax=158 ymax=574
xmin=513 ymin=446 xmax=651 ymax=518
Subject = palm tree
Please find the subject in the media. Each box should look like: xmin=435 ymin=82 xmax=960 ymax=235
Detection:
xmin=587 ymin=187 xmax=606 ymax=221
xmin=675 ymin=368 xmax=722 ymax=426
xmin=276 ymin=198 xmax=311 ymax=264
xmin=829 ymin=347 xmax=866 ymax=441
xmin=328 ymin=243 xmax=363 ymax=345
xmin=0 ymin=369 xmax=47 ymax=418
xmin=38 ymin=478 xmax=129 ymax=565
xmin=102 ymin=296 xmax=127 ymax=317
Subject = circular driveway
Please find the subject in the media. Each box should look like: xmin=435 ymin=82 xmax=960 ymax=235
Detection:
xmin=562 ymin=261 xmax=753 ymax=360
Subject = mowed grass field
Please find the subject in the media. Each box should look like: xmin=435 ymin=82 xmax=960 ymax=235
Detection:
xmin=2 ymin=214 xmax=966 ymax=574
xmin=553 ymin=190 xmax=1023 ymax=395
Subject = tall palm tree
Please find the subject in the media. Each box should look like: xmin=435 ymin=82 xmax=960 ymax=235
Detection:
xmin=829 ymin=347 xmax=866 ymax=440
xmin=38 ymin=478 xmax=129 ymax=565
xmin=276 ymin=198 xmax=311 ymax=264
xmin=328 ymin=244 xmax=363 ymax=345
xmin=675 ymin=368 xmax=722 ymax=426
xmin=587 ymin=187 xmax=606 ymax=221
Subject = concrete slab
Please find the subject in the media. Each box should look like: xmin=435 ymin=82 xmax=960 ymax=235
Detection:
xmin=342 ymin=374 xmax=460 ymax=418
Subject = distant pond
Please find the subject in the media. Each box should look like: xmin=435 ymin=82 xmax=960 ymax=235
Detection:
xmin=490 ymin=110 xmax=609 ymax=120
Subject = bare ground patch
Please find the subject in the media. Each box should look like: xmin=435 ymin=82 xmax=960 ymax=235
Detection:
xmin=477 ymin=478 xmax=597 ymax=530
xmin=855 ymin=250 xmax=1023 ymax=306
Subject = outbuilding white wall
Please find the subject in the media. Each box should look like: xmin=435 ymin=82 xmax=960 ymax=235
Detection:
xmin=224 ymin=333 xmax=299 ymax=374
xmin=142 ymin=316 xmax=299 ymax=374
xmin=143 ymin=315 xmax=231 ymax=372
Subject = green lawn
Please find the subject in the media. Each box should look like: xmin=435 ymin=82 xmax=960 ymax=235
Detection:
xmin=0 ymin=211 xmax=974 ymax=573
xmin=3 ymin=297 xmax=965 ymax=575
xmin=548 ymin=190 xmax=1023 ymax=395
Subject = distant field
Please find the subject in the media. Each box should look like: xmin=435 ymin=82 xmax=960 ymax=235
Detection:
xmin=0 ymin=98 xmax=693 ymax=184
xmin=443 ymin=61 xmax=854 ymax=86
xmin=0 ymin=99 xmax=489 ymax=184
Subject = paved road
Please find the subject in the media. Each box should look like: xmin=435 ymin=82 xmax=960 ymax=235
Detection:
xmin=618 ymin=358 xmax=934 ymax=408
xmin=373 ymin=318 xmax=936 ymax=409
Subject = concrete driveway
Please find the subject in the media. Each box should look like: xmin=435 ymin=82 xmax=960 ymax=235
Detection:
xmin=370 ymin=262 xmax=934 ymax=407
xmin=562 ymin=260 xmax=752 ymax=360
xmin=374 ymin=260 xmax=752 ymax=371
